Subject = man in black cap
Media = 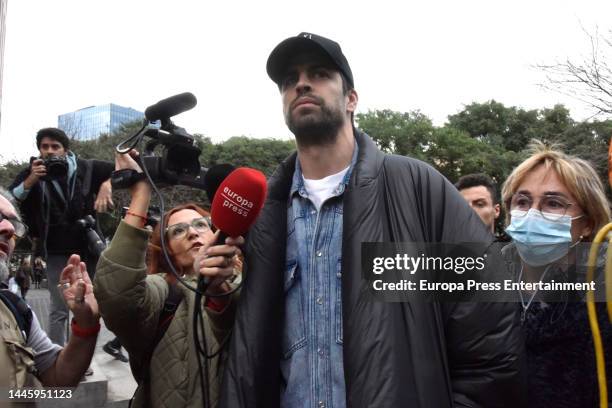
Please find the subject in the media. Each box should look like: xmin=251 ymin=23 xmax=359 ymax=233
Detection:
xmin=221 ymin=33 xmax=525 ymax=407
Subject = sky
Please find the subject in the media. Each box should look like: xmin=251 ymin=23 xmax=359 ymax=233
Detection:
xmin=0 ymin=0 xmax=610 ymax=163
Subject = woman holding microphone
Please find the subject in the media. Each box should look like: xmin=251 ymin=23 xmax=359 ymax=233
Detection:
xmin=94 ymin=151 xmax=243 ymax=408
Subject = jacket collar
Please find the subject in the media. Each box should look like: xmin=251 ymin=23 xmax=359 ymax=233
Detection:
xmin=289 ymin=139 xmax=359 ymax=198
xmin=349 ymin=128 xmax=385 ymax=188
xmin=267 ymin=128 xmax=384 ymax=201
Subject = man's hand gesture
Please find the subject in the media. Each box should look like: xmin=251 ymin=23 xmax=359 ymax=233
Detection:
xmin=58 ymin=254 xmax=99 ymax=328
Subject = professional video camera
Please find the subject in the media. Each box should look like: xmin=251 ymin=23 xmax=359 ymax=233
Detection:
xmin=112 ymin=92 xmax=207 ymax=190
xmin=29 ymin=155 xmax=69 ymax=181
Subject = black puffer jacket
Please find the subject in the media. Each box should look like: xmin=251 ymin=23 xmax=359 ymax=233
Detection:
xmin=221 ymin=131 xmax=526 ymax=407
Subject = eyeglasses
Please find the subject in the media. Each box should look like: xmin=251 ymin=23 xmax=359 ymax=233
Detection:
xmin=509 ymin=193 xmax=579 ymax=222
xmin=0 ymin=213 xmax=28 ymax=239
xmin=166 ymin=217 xmax=211 ymax=241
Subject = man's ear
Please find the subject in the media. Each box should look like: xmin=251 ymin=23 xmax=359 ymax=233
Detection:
xmin=346 ymin=89 xmax=358 ymax=114
xmin=494 ymin=203 xmax=501 ymax=220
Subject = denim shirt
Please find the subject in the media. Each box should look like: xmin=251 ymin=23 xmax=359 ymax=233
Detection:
xmin=281 ymin=144 xmax=358 ymax=408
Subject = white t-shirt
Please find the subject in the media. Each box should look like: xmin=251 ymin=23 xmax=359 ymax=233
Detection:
xmin=303 ymin=166 xmax=349 ymax=211
xmin=28 ymin=310 xmax=62 ymax=375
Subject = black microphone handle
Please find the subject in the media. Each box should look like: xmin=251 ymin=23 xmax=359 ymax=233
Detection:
xmin=85 ymin=229 xmax=107 ymax=258
xmin=198 ymin=231 xmax=230 ymax=289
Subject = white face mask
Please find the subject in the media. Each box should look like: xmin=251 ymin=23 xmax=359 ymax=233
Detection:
xmin=506 ymin=209 xmax=582 ymax=267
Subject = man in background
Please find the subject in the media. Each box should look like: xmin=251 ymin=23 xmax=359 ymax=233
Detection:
xmin=455 ymin=173 xmax=501 ymax=234
xmin=8 ymin=127 xmax=126 ymax=361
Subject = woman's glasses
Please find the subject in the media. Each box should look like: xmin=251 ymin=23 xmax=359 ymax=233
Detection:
xmin=166 ymin=217 xmax=211 ymax=240
xmin=510 ymin=193 xmax=577 ymax=222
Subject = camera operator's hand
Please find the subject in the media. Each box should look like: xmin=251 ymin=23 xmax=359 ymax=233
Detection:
xmin=58 ymin=254 xmax=99 ymax=328
xmin=194 ymin=231 xmax=244 ymax=294
xmin=115 ymin=150 xmax=143 ymax=173
xmin=24 ymin=159 xmax=47 ymax=189
xmin=116 ymin=151 xmax=151 ymax=228
xmin=94 ymin=179 xmax=114 ymax=213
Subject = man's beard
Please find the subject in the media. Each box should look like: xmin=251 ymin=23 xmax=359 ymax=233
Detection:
xmin=0 ymin=259 xmax=9 ymax=283
xmin=285 ymin=97 xmax=345 ymax=147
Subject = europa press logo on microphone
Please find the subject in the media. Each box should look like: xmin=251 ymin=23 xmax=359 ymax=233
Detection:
xmin=221 ymin=186 xmax=254 ymax=217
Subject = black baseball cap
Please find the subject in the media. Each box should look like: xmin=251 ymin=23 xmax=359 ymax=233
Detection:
xmin=266 ymin=32 xmax=354 ymax=88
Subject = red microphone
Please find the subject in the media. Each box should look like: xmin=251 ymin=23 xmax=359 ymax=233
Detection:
xmin=199 ymin=167 xmax=266 ymax=290
xmin=210 ymin=167 xmax=268 ymax=237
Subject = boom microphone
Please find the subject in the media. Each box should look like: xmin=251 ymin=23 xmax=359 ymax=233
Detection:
xmin=144 ymin=92 xmax=197 ymax=122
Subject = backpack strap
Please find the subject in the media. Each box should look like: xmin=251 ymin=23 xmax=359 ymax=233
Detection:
xmin=0 ymin=290 xmax=33 ymax=341
xmin=80 ymin=159 xmax=94 ymax=199
xmin=135 ymin=282 xmax=183 ymax=406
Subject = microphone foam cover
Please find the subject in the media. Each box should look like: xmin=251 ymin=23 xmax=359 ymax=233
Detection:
xmin=211 ymin=167 xmax=267 ymax=237
xmin=144 ymin=92 xmax=197 ymax=122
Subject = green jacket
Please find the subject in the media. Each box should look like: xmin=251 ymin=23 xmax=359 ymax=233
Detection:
xmin=94 ymin=221 xmax=237 ymax=408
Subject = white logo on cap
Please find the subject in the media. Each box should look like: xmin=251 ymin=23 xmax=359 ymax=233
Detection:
xmin=303 ymin=33 xmax=312 ymax=39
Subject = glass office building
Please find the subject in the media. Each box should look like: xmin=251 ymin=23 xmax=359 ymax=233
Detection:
xmin=58 ymin=103 xmax=144 ymax=140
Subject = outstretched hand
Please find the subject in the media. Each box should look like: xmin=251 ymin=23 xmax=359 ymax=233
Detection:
xmin=193 ymin=231 xmax=244 ymax=293
xmin=59 ymin=254 xmax=99 ymax=328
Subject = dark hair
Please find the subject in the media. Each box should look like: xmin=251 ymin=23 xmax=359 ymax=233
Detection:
xmin=339 ymin=72 xmax=356 ymax=124
xmin=36 ymin=127 xmax=70 ymax=150
xmin=339 ymin=72 xmax=353 ymax=95
xmin=455 ymin=173 xmax=498 ymax=204
xmin=147 ymin=203 xmax=211 ymax=281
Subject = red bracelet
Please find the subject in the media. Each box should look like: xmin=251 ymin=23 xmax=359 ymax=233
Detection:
xmin=205 ymin=297 xmax=227 ymax=313
xmin=71 ymin=318 xmax=100 ymax=338
xmin=126 ymin=210 xmax=147 ymax=227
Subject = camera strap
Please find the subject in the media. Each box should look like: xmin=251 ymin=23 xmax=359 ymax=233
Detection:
xmin=81 ymin=159 xmax=94 ymax=199
xmin=49 ymin=180 xmax=67 ymax=206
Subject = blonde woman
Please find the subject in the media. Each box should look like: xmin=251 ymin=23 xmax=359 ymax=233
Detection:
xmin=501 ymin=141 xmax=612 ymax=407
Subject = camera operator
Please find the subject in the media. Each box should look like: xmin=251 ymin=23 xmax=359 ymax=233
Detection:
xmin=8 ymin=127 xmax=114 ymax=347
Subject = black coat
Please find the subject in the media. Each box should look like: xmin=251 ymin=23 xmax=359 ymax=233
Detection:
xmin=9 ymin=156 xmax=113 ymax=257
xmin=221 ymin=131 xmax=526 ymax=407
xmin=524 ymin=301 xmax=612 ymax=408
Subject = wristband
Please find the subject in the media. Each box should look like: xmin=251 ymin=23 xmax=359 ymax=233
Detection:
xmin=71 ymin=318 xmax=100 ymax=338
xmin=205 ymin=297 xmax=227 ymax=313
xmin=126 ymin=210 xmax=147 ymax=227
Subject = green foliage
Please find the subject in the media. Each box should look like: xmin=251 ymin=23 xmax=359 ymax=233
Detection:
xmin=358 ymin=102 xmax=610 ymax=200
xmin=356 ymin=109 xmax=433 ymax=160
xmin=0 ymin=160 xmax=28 ymax=190
xmin=205 ymin=136 xmax=296 ymax=176
xmin=448 ymin=100 xmax=539 ymax=152
xmin=427 ymin=127 xmax=519 ymax=183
